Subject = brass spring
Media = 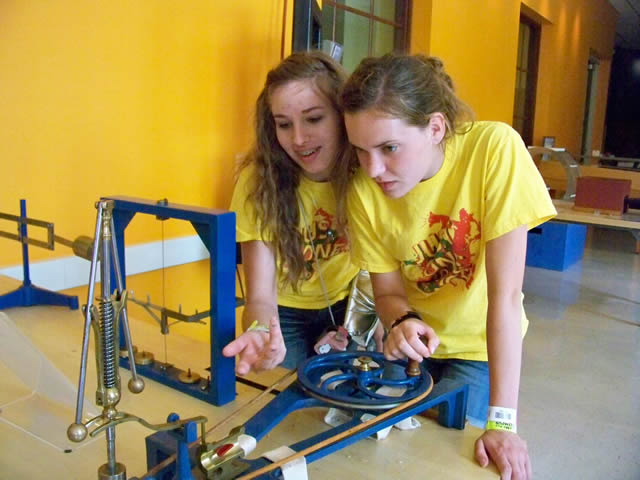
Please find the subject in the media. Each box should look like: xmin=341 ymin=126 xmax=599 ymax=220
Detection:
xmin=99 ymin=299 xmax=116 ymax=388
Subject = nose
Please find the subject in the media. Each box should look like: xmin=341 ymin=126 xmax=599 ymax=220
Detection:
xmin=292 ymin=122 xmax=307 ymax=146
xmin=361 ymin=152 xmax=385 ymax=178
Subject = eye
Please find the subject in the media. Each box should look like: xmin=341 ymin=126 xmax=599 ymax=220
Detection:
xmin=307 ymin=115 xmax=323 ymax=124
xmin=383 ymin=144 xmax=398 ymax=153
xmin=275 ymin=122 xmax=290 ymax=129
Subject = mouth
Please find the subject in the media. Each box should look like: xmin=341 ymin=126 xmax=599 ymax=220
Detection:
xmin=297 ymin=147 xmax=321 ymax=160
xmin=376 ymin=180 xmax=397 ymax=193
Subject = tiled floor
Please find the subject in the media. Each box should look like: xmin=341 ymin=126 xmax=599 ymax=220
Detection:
xmin=520 ymin=227 xmax=640 ymax=479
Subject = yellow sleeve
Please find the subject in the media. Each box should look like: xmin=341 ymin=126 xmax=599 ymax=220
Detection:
xmin=229 ymin=166 xmax=269 ymax=242
xmin=483 ymin=123 xmax=557 ymax=241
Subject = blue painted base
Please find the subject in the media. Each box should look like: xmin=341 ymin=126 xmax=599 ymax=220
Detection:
xmin=0 ymin=283 xmax=78 ymax=310
xmin=138 ymin=380 xmax=468 ymax=480
xmin=526 ymin=221 xmax=587 ymax=271
xmin=145 ymin=414 xmax=199 ymax=480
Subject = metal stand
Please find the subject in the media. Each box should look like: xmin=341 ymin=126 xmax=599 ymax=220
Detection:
xmin=139 ymin=375 xmax=469 ymax=480
xmin=0 ymin=199 xmax=78 ymax=310
xmin=104 ymin=196 xmax=237 ymax=407
xmin=67 ymin=199 xmax=208 ymax=480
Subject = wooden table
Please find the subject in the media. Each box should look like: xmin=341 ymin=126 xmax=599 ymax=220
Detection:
xmin=0 ymin=276 xmax=497 ymax=480
xmin=552 ymin=199 xmax=640 ymax=253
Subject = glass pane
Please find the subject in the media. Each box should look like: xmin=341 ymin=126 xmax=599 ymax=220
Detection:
xmin=372 ymin=21 xmax=395 ymax=56
xmin=373 ymin=0 xmax=396 ymax=21
xmin=337 ymin=10 xmax=370 ymax=72
xmin=521 ymin=25 xmax=530 ymax=69
xmin=517 ymin=27 xmax=525 ymax=68
xmin=337 ymin=0 xmax=371 ymax=15
xmin=322 ymin=4 xmax=335 ymax=41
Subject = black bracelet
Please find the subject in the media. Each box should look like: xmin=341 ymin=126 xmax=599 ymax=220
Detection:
xmin=391 ymin=310 xmax=423 ymax=330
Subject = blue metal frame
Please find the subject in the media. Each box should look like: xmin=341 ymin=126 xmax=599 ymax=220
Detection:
xmin=145 ymin=413 xmax=199 ymax=480
xmin=104 ymin=196 xmax=237 ymax=406
xmin=140 ymin=379 xmax=469 ymax=479
xmin=0 ymin=199 xmax=79 ymax=311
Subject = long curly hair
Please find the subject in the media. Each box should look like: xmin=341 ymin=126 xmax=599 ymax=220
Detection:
xmin=238 ymin=51 xmax=352 ymax=291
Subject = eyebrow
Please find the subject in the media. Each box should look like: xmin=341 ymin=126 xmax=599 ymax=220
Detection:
xmin=351 ymin=140 xmax=396 ymax=150
xmin=374 ymin=140 xmax=395 ymax=148
xmin=273 ymin=106 xmax=324 ymax=119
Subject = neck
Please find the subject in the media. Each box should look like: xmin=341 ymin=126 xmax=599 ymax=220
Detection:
xmin=421 ymin=146 xmax=445 ymax=181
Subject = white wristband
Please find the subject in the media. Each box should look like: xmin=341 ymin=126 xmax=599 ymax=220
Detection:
xmin=486 ymin=406 xmax=517 ymax=433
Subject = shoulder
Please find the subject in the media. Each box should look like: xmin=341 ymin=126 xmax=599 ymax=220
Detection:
xmin=345 ymin=168 xmax=379 ymax=213
xmin=230 ymin=163 xmax=258 ymax=211
xmin=453 ymin=122 xmax=526 ymax=161
xmin=350 ymin=167 xmax=376 ymax=192
xmin=235 ymin=162 xmax=255 ymax=185
xmin=460 ymin=121 xmax=520 ymax=144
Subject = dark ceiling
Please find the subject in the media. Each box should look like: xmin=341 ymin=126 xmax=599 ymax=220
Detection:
xmin=609 ymin=0 xmax=640 ymax=50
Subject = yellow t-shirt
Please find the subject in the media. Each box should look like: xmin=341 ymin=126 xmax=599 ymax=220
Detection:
xmin=230 ymin=166 xmax=359 ymax=309
xmin=347 ymin=121 xmax=557 ymax=360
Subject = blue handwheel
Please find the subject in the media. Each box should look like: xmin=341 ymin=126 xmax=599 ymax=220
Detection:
xmin=297 ymin=352 xmax=432 ymax=410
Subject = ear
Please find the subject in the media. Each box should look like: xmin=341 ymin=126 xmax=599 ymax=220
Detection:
xmin=427 ymin=113 xmax=447 ymax=145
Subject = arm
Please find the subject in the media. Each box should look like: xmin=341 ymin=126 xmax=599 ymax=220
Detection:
xmin=239 ymin=240 xmax=278 ymax=329
xmin=486 ymin=225 xmax=526 ymax=411
xmin=222 ymin=241 xmax=286 ymax=375
xmin=371 ymin=270 xmax=439 ymax=361
xmin=475 ymin=225 xmax=531 ymax=480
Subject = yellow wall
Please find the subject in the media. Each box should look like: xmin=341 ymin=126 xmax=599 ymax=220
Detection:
xmin=1 ymin=1 xmax=289 ymax=266
xmin=2 ymin=0 xmax=617 ymax=268
xmin=410 ymin=0 xmax=617 ymax=156
xmin=1 ymin=0 xmax=619 ymax=345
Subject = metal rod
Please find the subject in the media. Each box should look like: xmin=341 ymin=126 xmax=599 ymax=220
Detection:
xmin=19 ymin=200 xmax=31 ymax=286
xmin=73 ymin=202 xmax=103 ymax=425
xmin=106 ymin=426 xmax=116 ymax=471
xmin=53 ymin=234 xmax=74 ymax=248
xmin=109 ymin=216 xmax=140 ymax=383
xmin=100 ymin=205 xmax=117 ymax=394
xmin=101 ymin=207 xmax=111 ymax=299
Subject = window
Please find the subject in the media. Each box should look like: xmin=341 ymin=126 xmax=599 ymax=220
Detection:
xmin=293 ymin=0 xmax=411 ymax=72
xmin=513 ymin=15 xmax=540 ymax=146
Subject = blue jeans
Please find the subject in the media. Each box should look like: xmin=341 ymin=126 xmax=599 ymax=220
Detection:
xmin=278 ymin=298 xmax=348 ymax=369
xmin=385 ymin=357 xmax=490 ymax=428
xmin=424 ymin=357 xmax=489 ymax=428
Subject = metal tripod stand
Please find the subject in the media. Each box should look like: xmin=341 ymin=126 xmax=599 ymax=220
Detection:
xmin=67 ymin=199 xmax=143 ymax=479
xmin=66 ymin=200 xmax=207 ymax=480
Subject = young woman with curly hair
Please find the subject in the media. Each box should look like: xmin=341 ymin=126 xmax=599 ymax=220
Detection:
xmin=222 ymin=51 xmax=362 ymax=375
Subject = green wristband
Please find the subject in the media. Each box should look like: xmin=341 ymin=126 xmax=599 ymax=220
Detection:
xmin=486 ymin=420 xmax=517 ymax=433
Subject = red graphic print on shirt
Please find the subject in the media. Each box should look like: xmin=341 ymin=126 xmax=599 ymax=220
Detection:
xmin=301 ymin=207 xmax=348 ymax=279
xmin=404 ymin=208 xmax=481 ymax=293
